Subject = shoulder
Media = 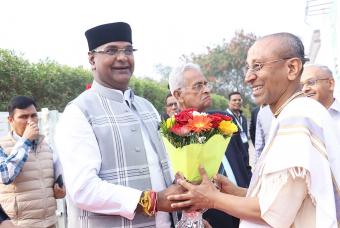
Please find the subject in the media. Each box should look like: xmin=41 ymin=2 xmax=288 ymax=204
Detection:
xmin=134 ymin=95 xmax=157 ymax=111
xmin=330 ymin=98 xmax=340 ymax=113
xmin=0 ymin=134 xmax=14 ymax=144
xmin=279 ymin=97 xmax=332 ymax=130
xmin=69 ymin=90 xmax=97 ymax=107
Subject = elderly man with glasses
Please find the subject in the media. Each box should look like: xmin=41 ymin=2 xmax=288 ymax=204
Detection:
xmin=169 ymin=63 xmax=252 ymax=228
xmin=168 ymin=33 xmax=340 ymax=227
xmin=301 ymin=64 xmax=340 ymax=132
xmin=55 ymin=22 xmax=186 ymax=228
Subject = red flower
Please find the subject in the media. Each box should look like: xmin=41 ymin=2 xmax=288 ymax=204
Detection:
xmin=174 ymin=108 xmax=195 ymax=125
xmin=85 ymin=83 xmax=92 ymax=90
xmin=171 ymin=124 xmax=190 ymax=136
xmin=209 ymin=113 xmax=232 ymax=128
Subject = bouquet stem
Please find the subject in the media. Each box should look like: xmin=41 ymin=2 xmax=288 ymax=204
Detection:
xmin=176 ymin=210 xmax=204 ymax=228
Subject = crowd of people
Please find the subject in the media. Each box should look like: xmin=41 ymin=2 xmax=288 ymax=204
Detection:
xmin=0 ymin=21 xmax=339 ymax=228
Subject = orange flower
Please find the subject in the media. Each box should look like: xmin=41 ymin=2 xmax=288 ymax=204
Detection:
xmin=186 ymin=115 xmax=212 ymax=133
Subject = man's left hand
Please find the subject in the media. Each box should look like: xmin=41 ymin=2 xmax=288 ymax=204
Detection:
xmin=156 ymin=183 xmax=187 ymax=212
xmin=53 ymin=183 xmax=66 ymax=199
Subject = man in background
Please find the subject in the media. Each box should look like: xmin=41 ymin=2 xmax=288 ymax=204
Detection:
xmin=301 ymin=64 xmax=340 ymax=131
xmin=0 ymin=96 xmax=65 ymax=228
xmin=226 ymin=92 xmax=249 ymax=153
xmin=161 ymin=92 xmax=179 ymax=120
xmin=301 ymin=64 xmax=340 ymax=220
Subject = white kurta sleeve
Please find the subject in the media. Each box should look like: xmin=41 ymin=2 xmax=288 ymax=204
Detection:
xmin=259 ymin=168 xmax=309 ymax=228
xmin=55 ymin=104 xmax=142 ymax=220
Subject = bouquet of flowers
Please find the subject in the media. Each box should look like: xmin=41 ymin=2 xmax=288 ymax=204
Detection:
xmin=160 ymin=109 xmax=237 ymax=227
xmin=160 ymin=108 xmax=237 ymax=182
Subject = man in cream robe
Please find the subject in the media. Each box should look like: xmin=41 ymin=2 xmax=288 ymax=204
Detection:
xmin=241 ymin=94 xmax=340 ymax=227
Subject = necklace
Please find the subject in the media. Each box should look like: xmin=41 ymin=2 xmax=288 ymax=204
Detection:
xmin=273 ymin=91 xmax=305 ymax=118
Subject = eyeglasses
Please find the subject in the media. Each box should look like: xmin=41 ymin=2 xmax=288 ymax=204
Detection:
xmin=244 ymin=58 xmax=292 ymax=75
xmin=92 ymin=46 xmax=137 ymax=56
xmin=183 ymin=81 xmax=213 ymax=93
xmin=166 ymin=102 xmax=178 ymax=108
xmin=300 ymin=77 xmax=330 ymax=88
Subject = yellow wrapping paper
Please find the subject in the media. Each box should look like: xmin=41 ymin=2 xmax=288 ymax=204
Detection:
xmin=162 ymin=134 xmax=231 ymax=182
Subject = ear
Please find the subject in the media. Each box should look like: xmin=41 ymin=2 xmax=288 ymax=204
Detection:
xmin=7 ymin=115 xmax=14 ymax=126
xmin=287 ymin=58 xmax=302 ymax=81
xmin=88 ymin=52 xmax=96 ymax=70
xmin=329 ymin=78 xmax=335 ymax=91
xmin=173 ymin=90 xmax=181 ymax=101
xmin=173 ymin=90 xmax=185 ymax=107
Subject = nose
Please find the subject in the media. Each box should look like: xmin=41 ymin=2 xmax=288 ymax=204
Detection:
xmin=203 ymin=84 xmax=212 ymax=93
xmin=116 ymin=51 xmax=128 ymax=60
xmin=244 ymin=71 xmax=257 ymax=84
xmin=301 ymin=84 xmax=310 ymax=93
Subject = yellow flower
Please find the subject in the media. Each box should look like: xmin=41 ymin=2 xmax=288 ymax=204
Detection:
xmin=218 ymin=120 xmax=238 ymax=136
xmin=166 ymin=116 xmax=175 ymax=129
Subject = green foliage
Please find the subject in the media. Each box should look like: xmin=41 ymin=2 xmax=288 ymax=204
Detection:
xmin=209 ymin=94 xmax=228 ymax=111
xmin=129 ymin=77 xmax=169 ymax=112
xmin=0 ymin=49 xmax=92 ymax=111
xmin=0 ymin=47 xmax=251 ymax=115
xmin=184 ymin=30 xmax=257 ymax=109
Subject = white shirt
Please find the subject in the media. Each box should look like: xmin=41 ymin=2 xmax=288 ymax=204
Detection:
xmin=254 ymin=105 xmax=274 ymax=164
xmin=55 ymin=90 xmax=171 ymax=226
xmin=328 ymin=98 xmax=340 ymax=133
xmin=124 ymin=90 xmax=171 ymax=227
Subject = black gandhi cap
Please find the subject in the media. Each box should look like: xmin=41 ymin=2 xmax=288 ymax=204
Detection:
xmin=85 ymin=22 xmax=132 ymax=51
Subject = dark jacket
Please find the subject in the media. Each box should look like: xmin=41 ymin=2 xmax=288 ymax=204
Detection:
xmin=0 ymin=206 xmax=9 ymax=223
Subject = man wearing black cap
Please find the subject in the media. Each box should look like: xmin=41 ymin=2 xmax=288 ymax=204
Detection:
xmin=55 ymin=22 xmax=184 ymax=228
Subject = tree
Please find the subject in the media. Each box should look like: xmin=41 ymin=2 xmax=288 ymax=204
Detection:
xmin=184 ymin=30 xmax=257 ymax=108
xmin=0 ymin=49 xmax=92 ymax=111
xmin=154 ymin=63 xmax=172 ymax=84
xmin=0 ymin=48 xmax=231 ymax=114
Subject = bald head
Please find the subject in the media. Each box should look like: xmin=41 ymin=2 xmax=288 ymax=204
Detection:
xmin=258 ymin=33 xmax=308 ymax=69
xmin=301 ymin=64 xmax=335 ymax=108
xmin=245 ymin=33 xmax=307 ymax=113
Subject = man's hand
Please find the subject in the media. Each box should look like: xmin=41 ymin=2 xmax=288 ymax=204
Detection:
xmin=214 ymin=174 xmax=247 ymax=197
xmin=156 ymin=183 xmax=187 ymax=212
xmin=167 ymin=166 xmax=219 ymax=211
xmin=53 ymin=183 xmax=66 ymax=199
xmin=22 ymin=122 xmax=39 ymax=141
xmin=203 ymin=219 xmax=212 ymax=228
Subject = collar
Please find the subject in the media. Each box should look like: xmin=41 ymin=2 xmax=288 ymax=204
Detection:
xmin=274 ymin=91 xmax=305 ymax=118
xmin=226 ymin=109 xmax=242 ymax=118
xmin=91 ymin=80 xmax=134 ymax=104
xmin=329 ymin=98 xmax=340 ymax=113
xmin=10 ymin=131 xmax=44 ymax=144
xmin=11 ymin=131 xmax=21 ymax=141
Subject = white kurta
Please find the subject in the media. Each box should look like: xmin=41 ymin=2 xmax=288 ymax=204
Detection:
xmin=240 ymin=96 xmax=340 ymax=228
xmin=55 ymin=89 xmax=171 ymax=227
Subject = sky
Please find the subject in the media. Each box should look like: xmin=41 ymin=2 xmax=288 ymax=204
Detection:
xmin=0 ymin=0 xmax=316 ymax=80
